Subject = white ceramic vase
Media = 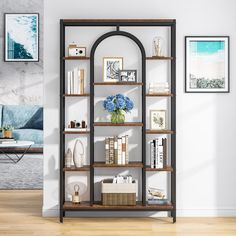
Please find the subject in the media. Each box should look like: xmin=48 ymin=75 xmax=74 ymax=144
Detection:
xmin=65 ymin=148 xmax=72 ymax=168
xmin=73 ymin=139 xmax=84 ymax=168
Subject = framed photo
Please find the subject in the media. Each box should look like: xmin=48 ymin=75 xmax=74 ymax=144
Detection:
xmin=103 ymin=57 xmax=123 ymax=82
xmin=185 ymin=36 xmax=229 ymax=93
xmin=4 ymin=13 xmax=39 ymax=62
xmin=119 ymin=70 xmax=137 ymax=82
xmin=150 ymin=110 xmax=166 ymax=130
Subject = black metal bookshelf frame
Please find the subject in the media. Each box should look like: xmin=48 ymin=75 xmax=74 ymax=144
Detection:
xmin=60 ymin=19 xmax=176 ymax=223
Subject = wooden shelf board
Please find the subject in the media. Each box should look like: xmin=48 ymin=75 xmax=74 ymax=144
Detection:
xmin=63 ymin=201 xmax=173 ymax=210
xmin=63 ymin=94 xmax=90 ymax=97
xmin=63 ymin=166 xmax=90 ymax=172
xmin=93 ymin=82 xmax=143 ymax=86
xmin=63 ymin=131 xmax=90 ymax=134
xmin=146 ymin=93 xmax=173 ymax=97
xmin=146 ymin=129 xmax=174 ymax=134
xmin=146 ymin=56 xmax=174 ymax=60
xmin=145 ymin=166 xmax=173 ymax=172
xmin=62 ymin=56 xmax=90 ymax=60
xmin=94 ymin=122 xmax=143 ymax=127
xmin=93 ymin=162 xmax=143 ymax=168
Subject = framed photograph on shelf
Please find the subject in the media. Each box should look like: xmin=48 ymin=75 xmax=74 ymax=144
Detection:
xmin=4 ymin=13 xmax=39 ymax=62
xmin=150 ymin=110 xmax=166 ymax=130
xmin=103 ymin=57 xmax=123 ymax=82
xmin=119 ymin=70 xmax=137 ymax=82
xmin=185 ymin=36 xmax=229 ymax=93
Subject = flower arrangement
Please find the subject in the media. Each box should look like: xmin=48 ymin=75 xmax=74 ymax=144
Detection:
xmin=103 ymin=94 xmax=134 ymax=123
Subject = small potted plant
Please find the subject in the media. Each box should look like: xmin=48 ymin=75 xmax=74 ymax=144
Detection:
xmin=1 ymin=125 xmax=14 ymax=138
xmin=103 ymin=94 xmax=134 ymax=124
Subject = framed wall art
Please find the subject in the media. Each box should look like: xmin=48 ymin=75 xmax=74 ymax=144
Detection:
xmin=185 ymin=36 xmax=229 ymax=93
xmin=150 ymin=110 xmax=166 ymax=130
xmin=4 ymin=13 xmax=39 ymax=62
xmin=119 ymin=70 xmax=137 ymax=82
xmin=103 ymin=57 xmax=123 ymax=82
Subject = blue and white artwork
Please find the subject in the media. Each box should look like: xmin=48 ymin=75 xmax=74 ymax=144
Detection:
xmin=5 ymin=13 xmax=39 ymax=62
xmin=185 ymin=37 xmax=229 ymax=92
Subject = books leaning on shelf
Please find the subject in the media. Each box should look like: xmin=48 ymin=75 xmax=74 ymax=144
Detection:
xmin=105 ymin=135 xmax=129 ymax=165
xmin=150 ymin=138 xmax=167 ymax=169
xmin=0 ymin=138 xmax=17 ymax=144
xmin=67 ymin=68 xmax=85 ymax=94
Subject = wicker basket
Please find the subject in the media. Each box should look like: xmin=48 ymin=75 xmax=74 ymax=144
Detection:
xmin=101 ymin=179 xmax=137 ymax=206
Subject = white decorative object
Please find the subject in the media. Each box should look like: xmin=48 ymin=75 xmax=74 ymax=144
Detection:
xmin=65 ymin=148 xmax=73 ymax=168
xmin=153 ymin=37 xmax=164 ymax=57
xmin=73 ymin=139 xmax=85 ymax=168
xmin=72 ymin=184 xmax=81 ymax=204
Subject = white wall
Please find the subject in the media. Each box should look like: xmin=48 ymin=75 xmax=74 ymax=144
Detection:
xmin=44 ymin=0 xmax=236 ymax=217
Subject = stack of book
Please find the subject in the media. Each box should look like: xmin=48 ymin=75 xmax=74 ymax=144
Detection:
xmin=67 ymin=68 xmax=85 ymax=94
xmin=150 ymin=138 xmax=167 ymax=169
xmin=147 ymin=187 xmax=169 ymax=205
xmin=105 ymin=136 xmax=129 ymax=164
xmin=0 ymin=138 xmax=17 ymax=144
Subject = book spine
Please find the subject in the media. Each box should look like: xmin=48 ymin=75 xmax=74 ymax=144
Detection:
xmin=67 ymin=71 xmax=71 ymax=94
xmin=163 ymin=138 xmax=167 ymax=168
xmin=157 ymin=139 xmax=163 ymax=168
xmin=114 ymin=136 xmax=118 ymax=164
xmin=109 ymin=137 xmax=114 ymax=164
xmin=105 ymin=138 xmax=109 ymax=164
xmin=80 ymin=69 xmax=84 ymax=94
xmin=125 ymin=135 xmax=129 ymax=164
xmin=71 ymin=71 xmax=74 ymax=94
xmin=150 ymin=141 xmax=154 ymax=168
xmin=73 ymin=67 xmax=78 ymax=94
xmin=155 ymin=139 xmax=158 ymax=168
xmin=117 ymin=137 xmax=122 ymax=164
xmin=121 ymin=136 xmax=126 ymax=164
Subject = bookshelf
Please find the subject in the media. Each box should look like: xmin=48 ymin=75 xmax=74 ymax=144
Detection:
xmin=60 ymin=19 xmax=176 ymax=223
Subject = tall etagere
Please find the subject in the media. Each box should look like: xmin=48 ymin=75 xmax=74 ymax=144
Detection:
xmin=60 ymin=19 xmax=176 ymax=223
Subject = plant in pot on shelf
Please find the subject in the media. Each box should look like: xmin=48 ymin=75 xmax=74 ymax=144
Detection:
xmin=103 ymin=94 xmax=134 ymax=124
xmin=1 ymin=125 xmax=14 ymax=138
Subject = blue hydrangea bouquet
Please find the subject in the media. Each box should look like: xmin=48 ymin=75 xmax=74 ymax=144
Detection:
xmin=103 ymin=94 xmax=134 ymax=123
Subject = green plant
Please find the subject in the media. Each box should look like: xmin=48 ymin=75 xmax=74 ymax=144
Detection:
xmin=1 ymin=125 xmax=14 ymax=131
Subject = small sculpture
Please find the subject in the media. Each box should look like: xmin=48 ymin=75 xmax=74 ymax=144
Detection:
xmin=65 ymin=148 xmax=73 ymax=168
xmin=153 ymin=37 xmax=164 ymax=57
xmin=73 ymin=139 xmax=84 ymax=168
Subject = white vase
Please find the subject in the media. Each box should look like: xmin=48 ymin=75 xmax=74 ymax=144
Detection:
xmin=65 ymin=148 xmax=72 ymax=168
xmin=73 ymin=139 xmax=84 ymax=168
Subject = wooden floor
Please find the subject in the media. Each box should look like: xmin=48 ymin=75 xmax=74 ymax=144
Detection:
xmin=0 ymin=190 xmax=236 ymax=236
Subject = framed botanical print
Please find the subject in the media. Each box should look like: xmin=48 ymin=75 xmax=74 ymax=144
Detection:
xmin=150 ymin=110 xmax=166 ymax=130
xmin=185 ymin=36 xmax=229 ymax=93
xmin=4 ymin=13 xmax=39 ymax=62
xmin=103 ymin=57 xmax=123 ymax=82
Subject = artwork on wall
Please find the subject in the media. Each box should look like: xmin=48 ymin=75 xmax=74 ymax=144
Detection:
xmin=103 ymin=57 xmax=123 ymax=82
xmin=150 ymin=110 xmax=166 ymax=130
xmin=185 ymin=36 xmax=229 ymax=93
xmin=4 ymin=13 xmax=39 ymax=62
xmin=119 ymin=70 xmax=137 ymax=82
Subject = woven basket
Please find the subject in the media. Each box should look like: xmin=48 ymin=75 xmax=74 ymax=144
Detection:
xmin=101 ymin=179 xmax=137 ymax=206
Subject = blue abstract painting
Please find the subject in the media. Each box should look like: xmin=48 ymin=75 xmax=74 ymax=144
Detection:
xmin=5 ymin=13 xmax=39 ymax=61
xmin=186 ymin=37 xmax=229 ymax=92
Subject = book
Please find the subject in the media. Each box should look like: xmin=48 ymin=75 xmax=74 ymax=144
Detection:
xmin=125 ymin=135 xmax=129 ymax=164
xmin=105 ymin=138 xmax=109 ymax=164
xmin=150 ymin=141 xmax=154 ymax=168
xmin=163 ymin=138 xmax=167 ymax=167
xmin=73 ymin=67 xmax=79 ymax=94
xmin=156 ymin=139 xmax=163 ymax=169
xmin=79 ymin=69 xmax=84 ymax=94
xmin=121 ymin=136 xmax=126 ymax=164
xmin=117 ymin=137 xmax=122 ymax=164
xmin=109 ymin=137 xmax=114 ymax=164
xmin=114 ymin=136 xmax=118 ymax=164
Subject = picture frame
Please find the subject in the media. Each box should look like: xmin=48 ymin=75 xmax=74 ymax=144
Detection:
xmin=119 ymin=70 xmax=137 ymax=82
xmin=103 ymin=57 xmax=123 ymax=82
xmin=150 ymin=110 xmax=166 ymax=130
xmin=4 ymin=13 xmax=39 ymax=62
xmin=185 ymin=36 xmax=229 ymax=93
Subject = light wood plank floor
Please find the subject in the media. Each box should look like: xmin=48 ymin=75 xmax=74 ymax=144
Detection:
xmin=0 ymin=190 xmax=236 ymax=236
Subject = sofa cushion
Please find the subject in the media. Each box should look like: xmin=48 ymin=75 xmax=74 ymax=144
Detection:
xmin=2 ymin=105 xmax=41 ymax=129
xmin=23 ymin=107 xmax=43 ymax=130
xmin=13 ymin=129 xmax=43 ymax=146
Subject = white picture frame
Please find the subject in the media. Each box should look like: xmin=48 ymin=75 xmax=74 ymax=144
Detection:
xmin=103 ymin=57 xmax=123 ymax=82
xmin=150 ymin=110 xmax=166 ymax=130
